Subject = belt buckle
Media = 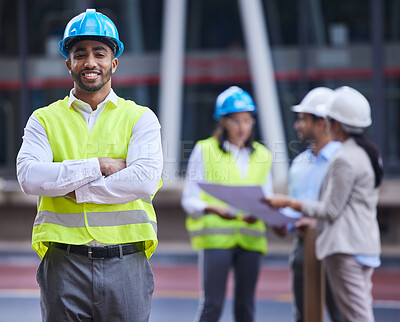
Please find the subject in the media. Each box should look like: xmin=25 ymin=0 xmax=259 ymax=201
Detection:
xmin=88 ymin=246 xmax=105 ymax=260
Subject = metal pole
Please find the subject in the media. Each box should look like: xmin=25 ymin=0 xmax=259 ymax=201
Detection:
xmin=304 ymin=228 xmax=325 ymax=322
xmin=238 ymin=0 xmax=289 ymax=188
xmin=159 ymin=0 xmax=187 ymax=186
xmin=309 ymin=0 xmax=326 ymax=45
xmin=125 ymin=0 xmax=150 ymax=106
xmin=370 ymin=0 xmax=385 ymax=155
xmin=18 ymin=0 xmax=30 ymax=136
xmin=298 ymin=0 xmax=309 ymax=96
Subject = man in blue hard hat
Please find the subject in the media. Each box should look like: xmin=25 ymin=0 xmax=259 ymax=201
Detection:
xmin=17 ymin=9 xmax=163 ymax=322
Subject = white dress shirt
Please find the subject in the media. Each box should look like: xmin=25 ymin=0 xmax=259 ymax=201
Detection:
xmin=181 ymin=140 xmax=273 ymax=216
xmin=17 ymin=89 xmax=163 ymax=205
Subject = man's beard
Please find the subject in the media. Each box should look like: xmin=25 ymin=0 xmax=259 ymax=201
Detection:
xmin=71 ymin=67 xmax=112 ymax=92
xmin=300 ymin=129 xmax=316 ymax=143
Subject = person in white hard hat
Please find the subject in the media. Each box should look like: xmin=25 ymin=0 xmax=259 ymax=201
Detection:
xmin=265 ymin=86 xmax=383 ymax=322
xmin=273 ymin=87 xmax=342 ymax=322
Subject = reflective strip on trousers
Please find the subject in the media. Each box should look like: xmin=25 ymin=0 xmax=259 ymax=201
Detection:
xmin=34 ymin=210 xmax=157 ymax=232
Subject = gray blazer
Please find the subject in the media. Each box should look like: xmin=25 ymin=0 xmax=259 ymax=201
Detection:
xmin=301 ymin=137 xmax=381 ymax=260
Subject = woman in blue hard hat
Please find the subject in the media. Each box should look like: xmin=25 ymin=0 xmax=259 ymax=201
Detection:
xmin=181 ymin=86 xmax=273 ymax=322
xmin=265 ymin=86 xmax=383 ymax=322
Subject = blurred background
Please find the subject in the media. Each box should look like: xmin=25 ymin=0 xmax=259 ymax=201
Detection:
xmin=0 ymin=0 xmax=400 ymax=321
xmin=1 ymin=0 xmax=400 ymax=250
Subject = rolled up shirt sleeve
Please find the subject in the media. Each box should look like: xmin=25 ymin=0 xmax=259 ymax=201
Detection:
xmin=75 ymin=108 xmax=163 ymax=204
xmin=17 ymin=114 xmax=103 ymax=197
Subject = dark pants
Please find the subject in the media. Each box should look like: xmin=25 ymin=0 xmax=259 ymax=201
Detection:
xmin=36 ymin=244 xmax=154 ymax=322
xmin=290 ymin=237 xmax=342 ymax=322
xmin=195 ymin=248 xmax=262 ymax=322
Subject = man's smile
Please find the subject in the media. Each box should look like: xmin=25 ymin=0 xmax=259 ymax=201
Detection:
xmin=81 ymin=70 xmax=101 ymax=80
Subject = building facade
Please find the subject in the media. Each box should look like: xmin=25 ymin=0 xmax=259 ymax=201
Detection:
xmin=1 ymin=0 xmax=399 ymax=241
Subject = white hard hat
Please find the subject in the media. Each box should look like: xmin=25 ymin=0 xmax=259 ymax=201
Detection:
xmin=325 ymin=86 xmax=372 ymax=128
xmin=291 ymin=87 xmax=334 ymax=117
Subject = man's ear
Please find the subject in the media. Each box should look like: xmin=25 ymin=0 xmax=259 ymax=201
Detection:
xmin=313 ymin=118 xmax=325 ymax=135
xmin=112 ymin=58 xmax=118 ymax=74
xmin=66 ymin=60 xmax=71 ymax=74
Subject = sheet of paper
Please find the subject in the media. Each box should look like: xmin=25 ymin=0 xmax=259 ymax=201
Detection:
xmin=197 ymin=182 xmax=300 ymax=226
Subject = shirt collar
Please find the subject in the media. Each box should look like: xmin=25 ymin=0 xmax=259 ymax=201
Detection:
xmin=223 ymin=140 xmax=251 ymax=154
xmin=318 ymin=141 xmax=342 ymax=161
xmin=68 ymin=88 xmax=118 ymax=112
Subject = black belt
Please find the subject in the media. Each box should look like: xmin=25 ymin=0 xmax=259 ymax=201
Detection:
xmin=51 ymin=242 xmax=145 ymax=259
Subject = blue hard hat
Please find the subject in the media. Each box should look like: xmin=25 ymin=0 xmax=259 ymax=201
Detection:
xmin=58 ymin=9 xmax=124 ymax=58
xmin=214 ymin=86 xmax=257 ymax=120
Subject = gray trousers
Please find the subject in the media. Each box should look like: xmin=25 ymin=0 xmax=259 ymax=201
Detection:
xmin=36 ymin=244 xmax=154 ymax=322
xmin=195 ymin=248 xmax=262 ymax=322
xmin=290 ymin=237 xmax=342 ymax=322
xmin=325 ymin=254 xmax=375 ymax=322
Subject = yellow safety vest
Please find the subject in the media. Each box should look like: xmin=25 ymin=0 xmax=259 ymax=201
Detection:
xmin=186 ymin=137 xmax=272 ymax=253
xmin=32 ymin=96 xmax=159 ymax=259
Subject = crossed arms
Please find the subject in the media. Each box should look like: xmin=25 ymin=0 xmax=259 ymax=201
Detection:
xmin=17 ymin=109 xmax=163 ymax=205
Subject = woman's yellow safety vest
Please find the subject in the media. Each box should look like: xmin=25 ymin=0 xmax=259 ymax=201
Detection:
xmin=32 ymin=96 xmax=158 ymax=259
xmin=185 ymin=137 xmax=272 ymax=253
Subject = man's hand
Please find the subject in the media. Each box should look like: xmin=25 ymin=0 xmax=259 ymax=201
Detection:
xmin=204 ymin=206 xmax=236 ymax=220
xmin=272 ymin=225 xmax=288 ymax=237
xmin=262 ymin=194 xmax=292 ymax=209
xmin=98 ymin=157 xmax=126 ymax=177
xmin=295 ymin=217 xmax=317 ymax=237
xmin=65 ymin=191 xmax=76 ymax=199
xmin=242 ymin=215 xmax=258 ymax=224
xmin=262 ymin=194 xmax=302 ymax=211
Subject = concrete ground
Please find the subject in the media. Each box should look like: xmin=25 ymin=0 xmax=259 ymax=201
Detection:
xmin=1 ymin=181 xmax=400 ymax=321
xmin=0 ymin=241 xmax=399 ymax=322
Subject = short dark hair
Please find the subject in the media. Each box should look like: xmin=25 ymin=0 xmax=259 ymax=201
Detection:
xmin=309 ymin=114 xmax=324 ymax=122
xmin=65 ymin=36 xmax=117 ymax=58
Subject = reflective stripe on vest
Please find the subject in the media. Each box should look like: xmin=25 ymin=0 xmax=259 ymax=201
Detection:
xmin=188 ymin=227 xmax=266 ymax=238
xmin=34 ymin=210 xmax=157 ymax=232
xmin=185 ymin=137 xmax=272 ymax=253
xmin=239 ymin=227 xmax=266 ymax=238
xmin=32 ymin=96 xmax=159 ymax=259
xmin=188 ymin=228 xmax=236 ymax=237
xmin=186 ymin=212 xmax=204 ymax=220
